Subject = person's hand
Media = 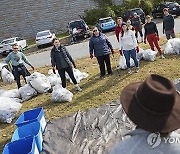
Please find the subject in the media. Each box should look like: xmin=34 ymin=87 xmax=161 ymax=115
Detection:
xmin=73 ymin=64 xmax=76 ymax=68
xmin=111 ymin=49 xmax=115 ymax=55
xmin=90 ymin=53 xmax=93 ymax=59
xmin=171 ymin=29 xmax=174 ymax=33
xmin=163 ymin=29 xmax=165 ymax=34
xmin=119 ymin=50 xmax=123 ymax=56
xmin=52 ymin=67 xmax=56 ymax=74
xmin=31 ymin=66 xmax=35 ymax=70
xmin=136 ymin=46 xmax=139 ymax=53
xmin=144 ymin=40 xmax=146 ymax=44
xmin=157 ymin=35 xmax=160 ymax=41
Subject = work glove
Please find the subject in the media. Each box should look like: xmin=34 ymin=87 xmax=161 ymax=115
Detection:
xmin=73 ymin=63 xmax=76 ymax=68
xmin=52 ymin=68 xmax=56 ymax=74
xmin=90 ymin=53 xmax=93 ymax=59
xmin=119 ymin=50 xmax=123 ymax=56
xmin=111 ymin=49 xmax=115 ymax=55
xmin=31 ymin=66 xmax=35 ymax=70
xmin=171 ymin=29 xmax=174 ymax=33
xmin=136 ymin=46 xmax=139 ymax=53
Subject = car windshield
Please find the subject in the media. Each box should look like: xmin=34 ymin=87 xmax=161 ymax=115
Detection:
xmin=99 ymin=18 xmax=112 ymax=23
xmin=69 ymin=21 xmax=84 ymax=29
xmin=131 ymin=9 xmax=143 ymax=16
xmin=37 ymin=31 xmax=50 ymax=37
xmin=1 ymin=38 xmax=14 ymax=44
xmin=168 ymin=3 xmax=178 ymax=8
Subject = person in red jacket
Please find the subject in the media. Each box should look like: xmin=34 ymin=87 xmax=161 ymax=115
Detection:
xmin=144 ymin=15 xmax=165 ymax=59
xmin=115 ymin=17 xmax=123 ymax=42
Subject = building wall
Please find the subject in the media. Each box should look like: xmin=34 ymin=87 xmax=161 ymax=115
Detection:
xmin=0 ymin=0 xmax=98 ymax=40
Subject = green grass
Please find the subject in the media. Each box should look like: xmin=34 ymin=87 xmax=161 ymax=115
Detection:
xmin=0 ymin=35 xmax=180 ymax=152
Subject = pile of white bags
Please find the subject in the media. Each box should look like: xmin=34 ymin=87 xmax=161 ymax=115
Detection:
xmin=0 ymin=89 xmax=20 ymax=99
xmin=19 ymin=84 xmax=38 ymax=101
xmin=0 ymin=97 xmax=22 ymax=123
xmin=164 ymin=38 xmax=180 ymax=55
xmin=143 ymin=49 xmax=157 ymax=62
xmin=136 ymin=48 xmax=144 ymax=61
xmin=1 ymin=67 xmax=14 ymax=84
xmin=47 ymin=69 xmax=62 ymax=87
xmin=66 ymin=68 xmax=89 ymax=83
xmin=52 ymin=84 xmax=73 ymax=102
xmin=119 ymin=56 xmax=135 ymax=70
xmin=26 ymin=72 xmax=51 ymax=93
xmin=0 ymin=62 xmax=8 ymax=71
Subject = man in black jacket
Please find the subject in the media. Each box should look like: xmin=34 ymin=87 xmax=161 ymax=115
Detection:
xmin=163 ymin=8 xmax=176 ymax=40
xmin=51 ymin=38 xmax=82 ymax=91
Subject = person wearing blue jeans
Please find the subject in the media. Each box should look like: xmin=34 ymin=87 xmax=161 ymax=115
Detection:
xmin=119 ymin=22 xmax=139 ymax=74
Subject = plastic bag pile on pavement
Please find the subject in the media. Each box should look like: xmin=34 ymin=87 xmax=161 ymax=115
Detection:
xmin=66 ymin=68 xmax=89 ymax=83
xmin=52 ymin=84 xmax=73 ymax=102
xmin=0 ymin=97 xmax=22 ymax=123
xmin=164 ymin=38 xmax=180 ymax=55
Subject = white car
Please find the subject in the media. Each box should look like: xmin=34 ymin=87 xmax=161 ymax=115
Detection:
xmin=0 ymin=37 xmax=27 ymax=55
xmin=36 ymin=30 xmax=56 ymax=48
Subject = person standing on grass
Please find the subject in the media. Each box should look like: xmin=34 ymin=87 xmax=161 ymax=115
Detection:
xmin=131 ymin=12 xmax=143 ymax=43
xmin=115 ymin=17 xmax=123 ymax=42
xmin=50 ymin=38 xmax=82 ymax=91
xmin=163 ymin=8 xmax=176 ymax=40
xmin=144 ymin=15 xmax=165 ymax=59
xmin=119 ymin=22 xmax=139 ymax=74
xmin=110 ymin=74 xmax=180 ymax=154
xmin=4 ymin=43 xmax=34 ymax=89
xmin=89 ymin=27 xmax=114 ymax=79
xmin=126 ymin=19 xmax=135 ymax=31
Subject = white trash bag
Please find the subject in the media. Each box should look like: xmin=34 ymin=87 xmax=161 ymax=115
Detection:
xmin=0 ymin=89 xmax=21 ymax=99
xmin=0 ymin=62 xmax=8 ymax=72
xmin=47 ymin=69 xmax=62 ymax=87
xmin=19 ymin=84 xmax=38 ymax=101
xmin=0 ymin=97 xmax=22 ymax=123
xmin=119 ymin=56 xmax=135 ymax=70
xmin=1 ymin=67 xmax=14 ymax=84
xmin=26 ymin=72 xmax=51 ymax=93
xmin=164 ymin=38 xmax=180 ymax=54
xmin=143 ymin=49 xmax=157 ymax=62
xmin=66 ymin=68 xmax=89 ymax=83
xmin=52 ymin=84 xmax=73 ymax=102
xmin=136 ymin=48 xmax=144 ymax=61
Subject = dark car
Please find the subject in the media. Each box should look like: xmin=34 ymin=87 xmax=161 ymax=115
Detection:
xmin=68 ymin=20 xmax=90 ymax=42
xmin=152 ymin=2 xmax=180 ymax=18
xmin=123 ymin=8 xmax=145 ymax=24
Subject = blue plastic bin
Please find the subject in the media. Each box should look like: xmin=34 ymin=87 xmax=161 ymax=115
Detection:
xmin=11 ymin=122 xmax=43 ymax=152
xmin=15 ymin=107 xmax=46 ymax=132
xmin=3 ymin=136 xmax=39 ymax=154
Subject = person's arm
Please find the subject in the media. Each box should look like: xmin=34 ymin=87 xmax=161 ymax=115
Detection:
xmin=144 ymin=24 xmax=147 ymax=42
xmin=131 ymin=30 xmax=138 ymax=48
xmin=89 ymin=38 xmax=94 ymax=55
xmin=154 ymin=22 xmax=159 ymax=36
xmin=64 ymin=46 xmax=75 ymax=66
xmin=4 ymin=54 xmax=11 ymax=64
xmin=115 ymin=27 xmax=119 ymax=42
xmin=163 ymin=17 xmax=165 ymax=32
xmin=171 ymin=15 xmax=175 ymax=29
xmin=21 ymin=53 xmax=32 ymax=66
xmin=105 ymin=34 xmax=113 ymax=49
xmin=50 ymin=50 xmax=56 ymax=68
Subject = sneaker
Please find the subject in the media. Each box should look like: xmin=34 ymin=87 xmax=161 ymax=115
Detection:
xmin=160 ymin=55 xmax=165 ymax=59
xmin=127 ymin=69 xmax=132 ymax=74
xmin=100 ymin=75 xmax=105 ymax=79
xmin=75 ymin=85 xmax=82 ymax=92
xmin=135 ymin=67 xmax=139 ymax=73
xmin=108 ymin=72 xmax=113 ymax=75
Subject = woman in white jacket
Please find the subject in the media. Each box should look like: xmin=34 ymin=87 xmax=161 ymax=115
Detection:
xmin=119 ymin=22 xmax=139 ymax=74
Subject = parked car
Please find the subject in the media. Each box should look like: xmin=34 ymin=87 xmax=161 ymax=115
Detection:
xmin=152 ymin=2 xmax=180 ymax=18
xmin=96 ymin=17 xmax=116 ymax=32
xmin=123 ymin=8 xmax=145 ymax=24
xmin=68 ymin=19 xmax=90 ymax=42
xmin=36 ymin=30 xmax=56 ymax=48
xmin=0 ymin=37 xmax=27 ymax=55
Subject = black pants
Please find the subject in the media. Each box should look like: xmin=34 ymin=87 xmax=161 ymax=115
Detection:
xmin=96 ymin=54 xmax=112 ymax=77
xmin=58 ymin=67 xmax=77 ymax=88
xmin=12 ymin=64 xmax=30 ymax=89
xmin=135 ymin=30 xmax=143 ymax=38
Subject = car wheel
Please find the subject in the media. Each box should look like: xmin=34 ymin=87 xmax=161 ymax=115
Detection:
xmin=37 ymin=45 xmax=41 ymax=49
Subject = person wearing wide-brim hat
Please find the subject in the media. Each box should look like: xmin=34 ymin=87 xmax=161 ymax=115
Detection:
xmin=111 ymin=74 xmax=180 ymax=154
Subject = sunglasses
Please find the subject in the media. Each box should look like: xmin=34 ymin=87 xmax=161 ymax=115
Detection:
xmin=93 ymin=29 xmax=98 ymax=32
xmin=13 ymin=48 xmax=19 ymax=50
